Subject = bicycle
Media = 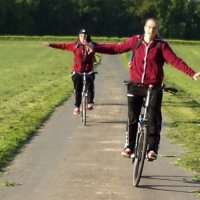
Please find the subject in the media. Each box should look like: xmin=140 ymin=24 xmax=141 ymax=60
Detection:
xmin=124 ymin=81 xmax=177 ymax=187
xmin=80 ymin=71 xmax=98 ymax=126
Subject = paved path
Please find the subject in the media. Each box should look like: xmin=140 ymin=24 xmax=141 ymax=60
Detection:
xmin=0 ymin=55 xmax=199 ymax=200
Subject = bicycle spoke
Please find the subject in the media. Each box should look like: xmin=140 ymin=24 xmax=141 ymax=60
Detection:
xmin=81 ymin=95 xmax=87 ymax=126
xmin=133 ymin=125 xmax=148 ymax=186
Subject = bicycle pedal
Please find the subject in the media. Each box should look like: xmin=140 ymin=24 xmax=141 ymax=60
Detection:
xmin=147 ymin=156 xmax=157 ymax=162
xmin=147 ymin=158 xmax=154 ymax=162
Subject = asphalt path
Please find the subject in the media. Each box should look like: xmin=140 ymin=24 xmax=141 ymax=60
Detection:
xmin=0 ymin=55 xmax=199 ymax=200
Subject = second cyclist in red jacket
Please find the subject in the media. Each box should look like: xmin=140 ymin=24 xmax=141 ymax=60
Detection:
xmin=47 ymin=29 xmax=96 ymax=115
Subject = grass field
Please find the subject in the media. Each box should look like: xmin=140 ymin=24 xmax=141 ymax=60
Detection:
xmin=162 ymin=44 xmax=200 ymax=185
xmin=0 ymin=40 xmax=74 ymax=168
xmin=0 ymin=39 xmax=200 ymax=195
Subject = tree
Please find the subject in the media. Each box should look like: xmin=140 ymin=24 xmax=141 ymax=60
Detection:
xmin=35 ymin=0 xmax=79 ymax=35
xmin=155 ymin=0 xmax=198 ymax=39
xmin=0 ymin=0 xmax=7 ymax=32
xmin=0 ymin=0 xmax=200 ymax=39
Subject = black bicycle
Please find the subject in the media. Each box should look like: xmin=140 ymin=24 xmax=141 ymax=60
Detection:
xmin=80 ymin=71 xmax=97 ymax=126
xmin=124 ymin=81 xmax=177 ymax=187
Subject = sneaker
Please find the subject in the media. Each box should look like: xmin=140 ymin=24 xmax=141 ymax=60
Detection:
xmin=87 ymin=103 xmax=94 ymax=110
xmin=73 ymin=107 xmax=80 ymax=115
xmin=121 ymin=148 xmax=135 ymax=158
xmin=147 ymin=150 xmax=157 ymax=161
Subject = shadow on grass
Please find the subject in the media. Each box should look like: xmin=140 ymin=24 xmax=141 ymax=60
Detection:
xmin=139 ymin=175 xmax=200 ymax=194
xmin=95 ymin=102 xmax=127 ymax=106
xmin=99 ymin=120 xmax=126 ymax=124
xmin=163 ymin=120 xmax=200 ymax=128
xmin=163 ymin=99 xmax=200 ymax=108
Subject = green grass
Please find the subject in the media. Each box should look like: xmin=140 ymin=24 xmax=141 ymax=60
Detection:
xmin=0 ymin=40 xmax=74 ymax=169
xmin=164 ymin=44 xmax=200 ymax=103
xmin=120 ymin=43 xmax=200 ymax=190
xmin=162 ymin=90 xmax=200 ymax=197
xmin=163 ymin=45 xmax=200 ymax=187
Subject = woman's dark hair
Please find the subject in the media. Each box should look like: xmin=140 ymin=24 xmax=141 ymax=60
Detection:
xmin=144 ymin=18 xmax=159 ymax=29
xmin=86 ymin=35 xmax=92 ymax=42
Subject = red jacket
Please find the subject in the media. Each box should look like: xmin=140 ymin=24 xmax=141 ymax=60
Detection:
xmin=94 ymin=35 xmax=196 ymax=85
xmin=49 ymin=41 xmax=95 ymax=72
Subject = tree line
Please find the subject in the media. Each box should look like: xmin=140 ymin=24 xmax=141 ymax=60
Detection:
xmin=1 ymin=0 xmax=200 ymax=39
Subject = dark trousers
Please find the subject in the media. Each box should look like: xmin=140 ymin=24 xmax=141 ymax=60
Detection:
xmin=71 ymin=72 xmax=95 ymax=108
xmin=126 ymin=84 xmax=163 ymax=153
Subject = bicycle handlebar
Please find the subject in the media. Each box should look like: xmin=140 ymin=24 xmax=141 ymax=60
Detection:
xmin=123 ymin=80 xmax=178 ymax=94
xmin=75 ymin=71 xmax=98 ymax=76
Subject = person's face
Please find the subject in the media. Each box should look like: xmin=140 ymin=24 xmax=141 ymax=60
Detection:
xmin=79 ymin=33 xmax=87 ymax=44
xmin=144 ymin=19 xmax=159 ymax=40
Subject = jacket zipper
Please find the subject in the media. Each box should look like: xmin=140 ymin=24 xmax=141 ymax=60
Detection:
xmin=141 ymin=42 xmax=152 ymax=83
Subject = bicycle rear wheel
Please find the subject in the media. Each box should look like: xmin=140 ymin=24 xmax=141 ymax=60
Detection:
xmin=132 ymin=124 xmax=148 ymax=187
xmin=81 ymin=95 xmax=87 ymax=126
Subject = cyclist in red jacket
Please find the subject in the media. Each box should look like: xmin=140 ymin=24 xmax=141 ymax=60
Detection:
xmin=46 ymin=29 xmax=96 ymax=115
xmin=93 ymin=18 xmax=200 ymax=160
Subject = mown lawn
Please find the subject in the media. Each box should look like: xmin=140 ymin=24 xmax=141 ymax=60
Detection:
xmin=0 ymin=40 xmax=74 ymax=168
xmin=162 ymin=44 xmax=200 ymax=194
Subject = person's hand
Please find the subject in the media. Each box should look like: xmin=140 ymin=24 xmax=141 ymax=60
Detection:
xmin=128 ymin=61 xmax=131 ymax=68
xmin=42 ymin=42 xmax=49 ymax=46
xmin=86 ymin=46 xmax=94 ymax=54
xmin=84 ymin=43 xmax=94 ymax=54
xmin=83 ymin=39 xmax=94 ymax=54
xmin=193 ymin=72 xmax=200 ymax=80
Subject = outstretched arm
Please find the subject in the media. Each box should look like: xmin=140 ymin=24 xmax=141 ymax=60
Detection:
xmin=93 ymin=37 xmax=135 ymax=55
xmin=43 ymin=41 xmax=75 ymax=51
xmin=43 ymin=42 xmax=50 ymax=46
xmin=162 ymin=42 xmax=198 ymax=78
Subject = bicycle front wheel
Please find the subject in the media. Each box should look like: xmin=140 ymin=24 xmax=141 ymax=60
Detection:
xmin=132 ymin=124 xmax=148 ymax=187
xmin=81 ymin=94 xmax=87 ymax=126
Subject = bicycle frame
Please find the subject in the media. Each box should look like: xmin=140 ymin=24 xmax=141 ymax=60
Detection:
xmin=80 ymin=72 xmax=88 ymax=126
xmin=80 ymin=71 xmax=97 ymax=126
xmin=132 ymin=85 xmax=153 ymax=186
